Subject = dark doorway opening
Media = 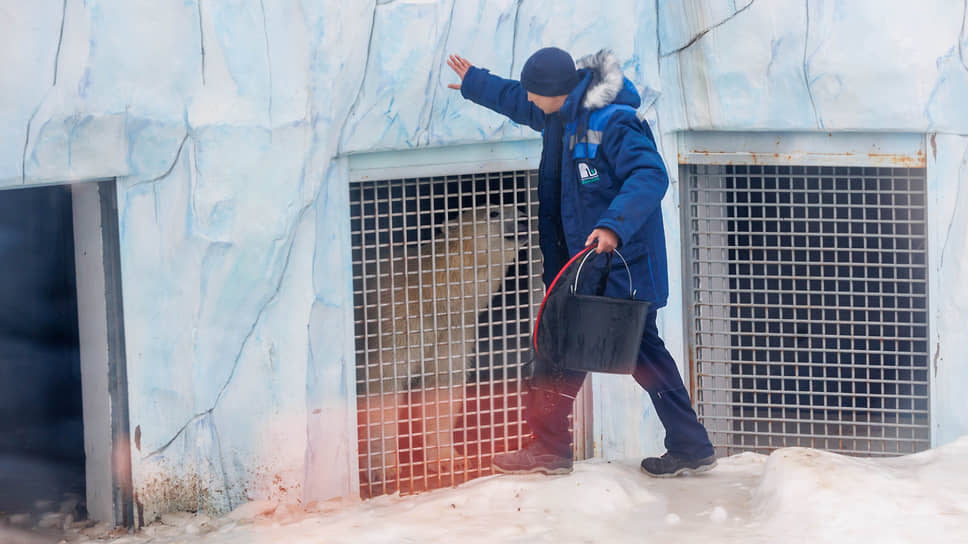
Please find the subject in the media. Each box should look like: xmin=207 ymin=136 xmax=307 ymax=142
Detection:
xmin=0 ymin=184 xmax=87 ymax=526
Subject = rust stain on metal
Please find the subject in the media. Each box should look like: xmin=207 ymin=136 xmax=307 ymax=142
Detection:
xmin=930 ymin=134 xmax=937 ymax=160
xmin=134 ymin=491 xmax=144 ymax=527
xmin=680 ymin=149 xmax=711 ymax=162
xmin=681 ymin=148 xmax=926 ymax=167
xmin=688 ymin=348 xmax=698 ymax=402
xmin=867 ymin=150 xmax=925 ymax=168
xmin=934 ymin=340 xmax=940 ymax=376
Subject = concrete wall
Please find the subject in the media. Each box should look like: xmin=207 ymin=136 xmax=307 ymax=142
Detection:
xmin=2 ymin=0 xmax=967 ymax=520
xmin=71 ymin=182 xmax=114 ymax=523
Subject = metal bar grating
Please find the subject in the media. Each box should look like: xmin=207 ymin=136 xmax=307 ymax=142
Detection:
xmin=683 ymin=164 xmax=930 ymax=457
xmin=350 ymin=170 xmax=546 ymax=498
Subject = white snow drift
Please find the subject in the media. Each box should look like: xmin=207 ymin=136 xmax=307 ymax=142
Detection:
xmin=12 ymin=436 xmax=967 ymax=543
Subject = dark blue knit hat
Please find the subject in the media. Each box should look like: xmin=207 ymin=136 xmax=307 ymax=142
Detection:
xmin=520 ymin=47 xmax=580 ymax=97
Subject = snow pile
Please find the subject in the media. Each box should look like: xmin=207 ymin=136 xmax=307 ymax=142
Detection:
xmin=27 ymin=437 xmax=968 ymax=543
xmin=0 ymin=452 xmax=97 ymax=543
xmin=753 ymin=437 xmax=968 ymax=543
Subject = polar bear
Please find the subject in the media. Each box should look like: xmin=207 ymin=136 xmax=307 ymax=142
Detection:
xmin=358 ymin=203 xmax=530 ymax=490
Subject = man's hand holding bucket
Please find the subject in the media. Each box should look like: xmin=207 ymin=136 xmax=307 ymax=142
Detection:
xmin=585 ymin=227 xmax=618 ymax=254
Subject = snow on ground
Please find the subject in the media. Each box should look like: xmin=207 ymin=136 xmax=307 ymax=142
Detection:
xmin=6 ymin=436 xmax=967 ymax=544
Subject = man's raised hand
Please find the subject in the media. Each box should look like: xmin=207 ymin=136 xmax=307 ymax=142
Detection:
xmin=446 ymin=54 xmax=472 ymax=90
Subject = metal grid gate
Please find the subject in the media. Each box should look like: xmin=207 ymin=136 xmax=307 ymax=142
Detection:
xmin=350 ymin=170 xmax=547 ymax=498
xmin=684 ymin=164 xmax=930 ymax=457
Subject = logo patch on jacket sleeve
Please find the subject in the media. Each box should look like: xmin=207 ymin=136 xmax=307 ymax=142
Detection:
xmin=578 ymin=162 xmax=600 ymax=184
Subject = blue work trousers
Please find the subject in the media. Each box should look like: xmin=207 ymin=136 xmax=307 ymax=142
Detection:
xmin=526 ymin=309 xmax=714 ymax=460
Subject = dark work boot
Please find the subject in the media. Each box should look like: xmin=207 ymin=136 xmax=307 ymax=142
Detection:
xmin=640 ymin=452 xmax=717 ymax=478
xmin=492 ymin=368 xmax=581 ymax=476
xmin=492 ymin=438 xmax=574 ymax=475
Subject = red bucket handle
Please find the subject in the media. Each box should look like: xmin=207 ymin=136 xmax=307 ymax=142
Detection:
xmin=532 ymin=247 xmax=594 ymax=356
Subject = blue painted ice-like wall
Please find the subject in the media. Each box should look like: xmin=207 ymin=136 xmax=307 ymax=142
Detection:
xmin=2 ymin=0 xmax=967 ymax=519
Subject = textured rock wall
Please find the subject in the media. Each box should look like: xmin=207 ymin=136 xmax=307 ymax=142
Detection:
xmin=2 ymin=0 xmax=966 ymax=519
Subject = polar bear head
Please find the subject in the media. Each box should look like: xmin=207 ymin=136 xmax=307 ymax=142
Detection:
xmin=440 ymin=203 xmax=530 ymax=250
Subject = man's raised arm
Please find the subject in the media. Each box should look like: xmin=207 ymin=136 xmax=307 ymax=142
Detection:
xmin=446 ymin=54 xmax=546 ymax=132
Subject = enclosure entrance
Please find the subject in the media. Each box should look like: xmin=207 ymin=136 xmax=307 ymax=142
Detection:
xmin=0 ymin=179 xmax=132 ymax=528
xmin=0 ymin=184 xmax=84 ymax=522
xmin=683 ymin=160 xmax=930 ymax=457
xmin=350 ymin=169 xmax=555 ymax=498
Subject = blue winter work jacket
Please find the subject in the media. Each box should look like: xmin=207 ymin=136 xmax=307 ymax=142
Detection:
xmin=460 ymin=50 xmax=670 ymax=308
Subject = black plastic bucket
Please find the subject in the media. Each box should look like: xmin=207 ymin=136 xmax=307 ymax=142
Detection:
xmin=533 ymin=247 xmax=650 ymax=374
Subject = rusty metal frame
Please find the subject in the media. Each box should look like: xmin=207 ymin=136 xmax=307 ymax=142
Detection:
xmin=97 ymin=180 xmax=135 ymax=527
xmin=679 ymin=133 xmax=930 ymax=457
xmin=678 ymin=132 xmax=926 ymax=169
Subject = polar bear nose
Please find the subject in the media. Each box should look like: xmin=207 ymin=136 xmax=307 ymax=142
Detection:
xmin=489 ymin=210 xmax=500 ymax=219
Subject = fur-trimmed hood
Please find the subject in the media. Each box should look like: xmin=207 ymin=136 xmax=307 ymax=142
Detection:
xmin=574 ymin=49 xmax=640 ymax=110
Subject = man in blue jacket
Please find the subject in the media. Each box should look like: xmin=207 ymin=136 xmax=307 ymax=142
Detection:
xmin=446 ymin=47 xmax=715 ymax=477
